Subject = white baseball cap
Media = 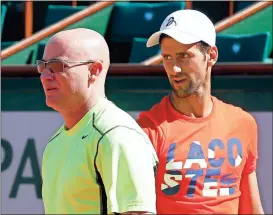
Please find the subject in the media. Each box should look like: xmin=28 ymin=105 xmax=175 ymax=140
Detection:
xmin=146 ymin=9 xmax=216 ymax=47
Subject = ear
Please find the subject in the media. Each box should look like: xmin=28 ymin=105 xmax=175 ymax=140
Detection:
xmin=208 ymin=46 xmax=218 ymax=67
xmin=88 ymin=61 xmax=103 ymax=84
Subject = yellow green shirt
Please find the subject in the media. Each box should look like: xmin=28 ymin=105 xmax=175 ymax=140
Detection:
xmin=42 ymin=98 xmax=158 ymax=214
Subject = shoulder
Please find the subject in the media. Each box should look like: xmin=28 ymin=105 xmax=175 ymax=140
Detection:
xmin=137 ymin=96 xmax=168 ymax=129
xmin=214 ymin=96 xmax=257 ymax=127
xmin=101 ymin=126 xmax=151 ymax=148
xmin=96 ymin=115 xmax=155 ymax=157
xmin=48 ymin=125 xmax=64 ymax=143
xmin=97 ymin=125 xmax=159 ymax=175
xmin=43 ymin=125 xmax=64 ymax=161
xmin=93 ymin=99 xmax=150 ymax=142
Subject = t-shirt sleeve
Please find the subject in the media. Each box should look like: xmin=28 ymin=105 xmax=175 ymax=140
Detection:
xmin=137 ymin=112 xmax=164 ymax=156
xmin=242 ymin=115 xmax=258 ymax=174
xmin=96 ymin=126 xmax=158 ymax=214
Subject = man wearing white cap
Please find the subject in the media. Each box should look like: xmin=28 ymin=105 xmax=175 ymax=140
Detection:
xmin=137 ymin=9 xmax=264 ymax=214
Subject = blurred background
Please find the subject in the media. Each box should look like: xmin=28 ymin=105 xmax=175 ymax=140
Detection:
xmin=1 ymin=1 xmax=272 ymax=214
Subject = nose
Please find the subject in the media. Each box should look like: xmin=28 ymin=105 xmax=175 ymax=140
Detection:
xmin=40 ymin=68 xmax=54 ymax=82
xmin=172 ymin=65 xmax=182 ymax=74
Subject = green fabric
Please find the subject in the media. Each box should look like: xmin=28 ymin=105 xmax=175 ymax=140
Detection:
xmin=216 ymin=32 xmax=270 ymax=62
xmin=220 ymin=5 xmax=272 ymax=58
xmin=129 ymin=37 xmax=160 ymax=63
xmin=109 ymin=2 xmax=186 ymax=42
xmin=42 ymin=98 xmax=157 ymax=214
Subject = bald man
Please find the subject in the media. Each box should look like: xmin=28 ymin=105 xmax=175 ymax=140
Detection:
xmin=38 ymin=28 xmax=158 ymax=214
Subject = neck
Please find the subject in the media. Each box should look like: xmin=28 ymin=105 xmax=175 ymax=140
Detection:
xmin=170 ymin=86 xmax=213 ymax=118
xmin=61 ymin=90 xmax=105 ymax=130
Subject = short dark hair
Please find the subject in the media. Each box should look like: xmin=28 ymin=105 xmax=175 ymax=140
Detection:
xmin=196 ymin=41 xmax=211 ymax=56
xmin=159 ymin=33 xmax=211 ymax=56
xmin=159 ymin=33 xmax=170 ymax=45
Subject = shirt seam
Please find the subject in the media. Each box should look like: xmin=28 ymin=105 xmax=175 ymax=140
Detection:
xmin=92 ymin=112 xmax=153 ymax=214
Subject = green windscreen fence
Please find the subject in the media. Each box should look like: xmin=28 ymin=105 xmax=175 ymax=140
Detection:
xmin=2 ymin=75 xmax=272 ymax=112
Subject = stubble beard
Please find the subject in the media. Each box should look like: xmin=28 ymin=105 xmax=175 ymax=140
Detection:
xmin=171 ymin=82 xmax=194 ymax=99
xmin=171 ymin=62 xmax=209 ymax=99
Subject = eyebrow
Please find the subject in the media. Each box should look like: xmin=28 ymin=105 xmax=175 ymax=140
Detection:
xmin=176 ymin=51 xmax=192 ymax=56
xmin=161 ymin=51 xmax=192 ymax=56
xmin=41 ymin=57 xmax=62 ymax=61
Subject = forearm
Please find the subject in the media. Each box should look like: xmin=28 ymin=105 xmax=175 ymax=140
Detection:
xmin=239 ymin=203 xmax=264 ymax=214
xmin=239 ymin=171 xmax=264 ymax=214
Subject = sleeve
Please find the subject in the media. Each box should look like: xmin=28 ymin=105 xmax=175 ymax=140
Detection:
xmin=137 ymin=112 xmax=164 ymax=156
xmin=96 ymin=126 xmax=158 ymax=214
xmin=242 ymin=115 xmax=259 ymax=175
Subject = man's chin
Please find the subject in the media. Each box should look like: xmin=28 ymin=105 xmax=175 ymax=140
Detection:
xmin=45 ymin=98 xmax=61 ymax=111
xmin=174 ymin=92 xmax=192 ymax=99
xmin=171 ymin=87 xmax=191 ymax=99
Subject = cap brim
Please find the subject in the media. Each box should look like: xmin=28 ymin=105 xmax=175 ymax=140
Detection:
xmin=146 ymin=28 xmax=201 ymax=48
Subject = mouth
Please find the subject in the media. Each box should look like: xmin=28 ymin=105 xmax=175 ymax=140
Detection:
xmin=173 ymin=78 xmax=186 ymax=86
xmin=46 ymin=88 xmax=58 ymax=92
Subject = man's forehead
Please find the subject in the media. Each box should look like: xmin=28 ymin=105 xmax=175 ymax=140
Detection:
xmin=43 ymin=41 xmax=78 ymax=61
xmin=43 ymin=52 xmax=67 ymax=62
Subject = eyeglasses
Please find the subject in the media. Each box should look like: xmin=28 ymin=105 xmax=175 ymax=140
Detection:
xmin=36 ymin=59 xmax=103 ymax=74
